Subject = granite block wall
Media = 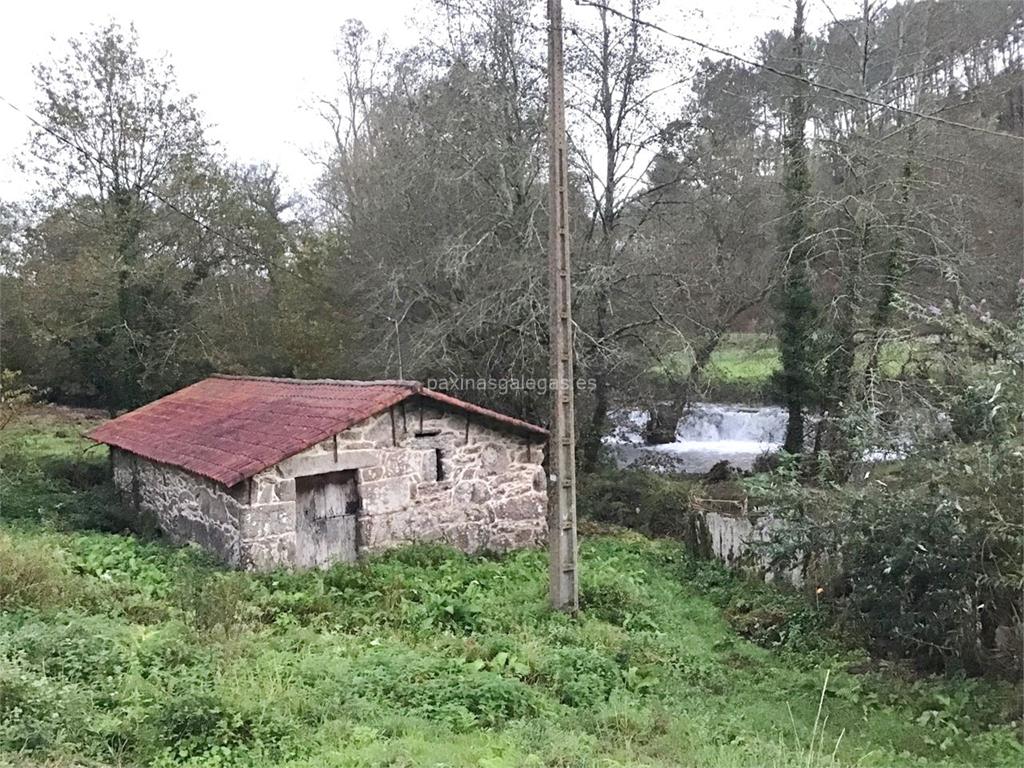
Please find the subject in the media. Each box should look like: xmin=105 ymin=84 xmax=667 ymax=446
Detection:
xmin=110 ymin=397 xmax=547 ymax=570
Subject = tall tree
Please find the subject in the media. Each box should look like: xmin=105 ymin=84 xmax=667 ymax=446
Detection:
xmin=26 ymin=23 xmax=210 ymax=408
xmin=643 ymin=58 xmax=781 ymax=443
xmin=569 ymin=0 xmax=672 ymax=469
xmin=315 ymin=2 xmax=551 ymax=417
xmin=14 ymin=23 xmax=317 ymax=409
xmin=777 ymin=0 xmax=816 ymax=454
xmin=813 ymin=0 xmax=881 ymax=468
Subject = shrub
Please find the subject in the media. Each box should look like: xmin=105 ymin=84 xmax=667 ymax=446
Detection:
xmin=321 ymin=561 xmax=375 ymax=593
xmin=677 ymin=551 xmax=831 ymax=654
xmin=146 ymin=686 xmax=297 ymax=766
xmin=578 ymin=470 xmax=694 ymax=538
xmin=39 ymin=454 xmax=109 ymax=490
xmin=346 ymin=649 xmax=540 ymax=729
xmin=0 ymin=445 xmax=123 ymax=532
xmin=950 ymin=383 xmax=996 ymax=443
xmin=0 ymin=370 xmax=35 ymax=431
xmin=752 ymin=310 xmax=1024 ymax=676
xmin=579 ymin=566 xmax=657 ymax=631
xmin=419 ymin=588 xmax=486 ymax=634
xmin=534 ymin=646 xmax=622 ymax=708
xmin=759 ymin=442 xmax=1023 ymax=675
xmin=589 ymin=693 xmax=668 ymax=744
xmin=0 ymin=660 xmax=92 ymax=754
xmin=68 ymin=534 xmax=176 ymax=599
xmin=133 ymin=619 xmax=211 ymax=671
xmin=0 ymin=613 xmax=132 ymax=685
xmin=250 ymin=569 xmax=341 ymax=627
xmin=176 ymin=570 xmax=256 ymax=637
xmin=377 ymin=542 xmax=465 ymax=568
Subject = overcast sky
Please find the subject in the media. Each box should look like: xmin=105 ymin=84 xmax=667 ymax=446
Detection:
xmin=0 ymin=0 xmax=860 ymax=201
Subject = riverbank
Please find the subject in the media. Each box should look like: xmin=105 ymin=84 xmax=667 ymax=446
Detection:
xmin=646 ymin=333 xmax=782 ymax=405
xmin=644 ymin=333 xmax=949 ymax=408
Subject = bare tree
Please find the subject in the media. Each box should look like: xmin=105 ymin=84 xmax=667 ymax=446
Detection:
xmin=567 ymin=0 xmax=676 ymax=468
xmin=314 ymin=1 xmax=552 ymax=417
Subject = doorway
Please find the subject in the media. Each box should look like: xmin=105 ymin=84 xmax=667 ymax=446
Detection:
xmin=294 ymin=470 xmax=360 ymax=568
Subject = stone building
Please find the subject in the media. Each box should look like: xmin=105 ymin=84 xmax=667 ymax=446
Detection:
xmin=88 ymin=375 xmax=548 ymax=570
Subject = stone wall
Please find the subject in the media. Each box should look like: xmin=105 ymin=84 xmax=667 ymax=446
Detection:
xmin=111 ymin=396 xmax=547 ymax=570
xmin=690 ymin=498 xmax=802 ymax=586
xmin=110 ymin=448 xmax=247 ymax=566
xmin=249 ymin=397 xmax=548 ymax=566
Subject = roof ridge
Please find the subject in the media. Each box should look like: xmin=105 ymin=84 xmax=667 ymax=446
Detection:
xmin=210 ymin=374 xmax=421 ymax=389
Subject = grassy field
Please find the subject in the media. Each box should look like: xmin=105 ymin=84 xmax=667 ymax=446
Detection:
xmin=1 ymin=410 xmax=1021 ymax=767
xmin=648 ymin=333 xmax=947 ymax=403
xmin=649 ymin=334 xmax=781 ymax=401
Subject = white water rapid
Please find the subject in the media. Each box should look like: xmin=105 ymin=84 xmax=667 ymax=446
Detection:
xmin=604 ymin=403 xmax=787 ymax=474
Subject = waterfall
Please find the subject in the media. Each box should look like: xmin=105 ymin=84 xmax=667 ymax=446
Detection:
xmin=676 ymin=404 xmax=786 ymax=444
xmin=604 ymin=402 xmax=787 ymax=473
xmin=604 ymin=401 xmax=920 ymax=474
xmin=604 ymin=409 xmax=650 ymax=445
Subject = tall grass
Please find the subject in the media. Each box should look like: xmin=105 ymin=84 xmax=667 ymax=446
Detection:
xmin=0 ymin=532 xmax=80 ymax=610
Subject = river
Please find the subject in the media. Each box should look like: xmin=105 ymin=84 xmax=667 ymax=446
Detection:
xmin=604 ymin=402 xmax=916 ymax=474
xmin=603 ymin=403 xmax=788 ymax=474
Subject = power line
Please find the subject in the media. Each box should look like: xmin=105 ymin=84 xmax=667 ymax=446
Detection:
xmin=0 ymin=93 xmax=270 ymax=263
xmin=574 ymin=0 xmax=1024 ymax=143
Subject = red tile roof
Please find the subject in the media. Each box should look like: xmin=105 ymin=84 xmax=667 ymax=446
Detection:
xmin=87 ymin=375 xmax=547 ymax=487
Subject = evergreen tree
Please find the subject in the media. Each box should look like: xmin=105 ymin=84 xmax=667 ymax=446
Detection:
xmin=777 ymin=0 xmax=815 ymax=454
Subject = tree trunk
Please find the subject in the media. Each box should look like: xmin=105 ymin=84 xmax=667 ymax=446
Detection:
xmin=580 ymin=366 xmax=609 ymax=472
xmin=108 ymin=188 xmax=144 ymax=411
xmin=645 ymin=336 xmax=719 ymax=445
xmin=817 ymin=222 xmax=868 ymax=476
xmin=581 ymin=299 xmax=609 ymax=472
xmin=864 ymin=152 xmax=915 ymax=391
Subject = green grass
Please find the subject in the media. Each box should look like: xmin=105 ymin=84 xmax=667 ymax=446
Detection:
xmin=1 ymin=411 xmax=1021 ymax=767
xmin=653 ymin=334 xmax=781 ymax=385
xmin=705 ymin=333 xmax=783 ymax=387
xmin=647 ymin=333 xmax=951 ymax=404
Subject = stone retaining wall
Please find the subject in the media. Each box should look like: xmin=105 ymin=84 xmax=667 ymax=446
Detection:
xmin=689 ymin=498 xmax=802 ymax=586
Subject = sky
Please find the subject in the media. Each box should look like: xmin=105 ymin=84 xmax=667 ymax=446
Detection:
xmin=0 ymin=0 xmax=860 ymax=202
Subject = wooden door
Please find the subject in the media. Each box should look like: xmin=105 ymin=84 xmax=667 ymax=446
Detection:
xmin=295 ymin=471 xmax=359 ymax=568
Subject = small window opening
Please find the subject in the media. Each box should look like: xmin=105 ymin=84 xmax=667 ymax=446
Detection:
xmin=416 ymin=429 xmax=442 ymax=437
xmin=434 ymin=448 xmax=445 ymax=482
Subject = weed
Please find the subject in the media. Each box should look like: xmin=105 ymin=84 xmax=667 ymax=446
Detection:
xmin=0 ymin=532 xmax=80 ymax=610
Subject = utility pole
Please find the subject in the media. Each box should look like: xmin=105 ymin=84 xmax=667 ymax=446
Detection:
xmin=547 ymin=0 xmax=579 ymax=614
